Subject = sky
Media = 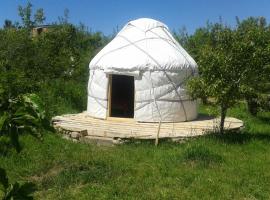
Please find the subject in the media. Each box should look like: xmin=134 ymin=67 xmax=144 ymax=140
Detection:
xmin=0 ymin=0 xmax=270 ymax=35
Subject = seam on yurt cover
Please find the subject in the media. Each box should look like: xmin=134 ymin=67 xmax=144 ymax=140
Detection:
xmin=134 ymin=99 xmax=193 ymax=111
xmin=134 ymin=74 xmax=193 ymax=111
xmin=87 ymin=95 xmax=107 ymax=101
xmin=88 ymin=70 xmax=107 ymax=109
xmin=135 ymin=98 xmax=191 ymax=103
xmin=87 ymin=69 xmax=95 ymax=95
xmin=118 ymin=26 xmax=192 ymax=122
xmin=91 ymin=23 xmax=196 ymax=72
xmin=149 ymin=27 xmax=194 ymax=70
xmin=147 ymin=33 xmax=162 ymax=121
xmin=87 ymin=96 xmax=107 ymax=109
xmin=149 ymin=70 xmax=163 ymax=142
xmin=91 ymin=36 xmax=182 ymax=69
xmin=134 ymin=69 xmax=192 ymax=109
xmin=145 ymin=25 xmax=169 ymax=33
xmin=161 ymin=27 xmax=197 ymax=75
xmin=127 ymin=22 xmax=168 ymax=33
xmin=154 ymin=29 xmax=196 ymax=120
xmin=88 ymin=19 xmax=197 ymax=121
xmin=91 ymin=37 xmax=147 ymax=67
xmin=117 ymin=35 xmax=189 ymax=121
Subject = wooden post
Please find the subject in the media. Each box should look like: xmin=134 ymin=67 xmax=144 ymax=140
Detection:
xmin=107 ymin=74 xmax=112 ymax=118
xmin=155 ymin=121 xmax=161 ymax=146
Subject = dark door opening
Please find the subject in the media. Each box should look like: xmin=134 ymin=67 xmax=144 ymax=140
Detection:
xmin=110 ymin=75 xmax=134 ymax=118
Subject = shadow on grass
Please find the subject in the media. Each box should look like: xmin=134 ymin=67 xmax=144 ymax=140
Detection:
xmin=39 ymin=160 xmax=117 ymax=189
xmin=183 ymin=143 xmax=223 ymax=167
xmin=257 ymin=115 xmax=270 ymax=124
xmin=206 ymin=131 xmax=270 ymax=145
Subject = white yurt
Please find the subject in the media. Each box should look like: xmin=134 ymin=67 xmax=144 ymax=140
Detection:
xmin=87 ymin=18 xmax=198 ymax=122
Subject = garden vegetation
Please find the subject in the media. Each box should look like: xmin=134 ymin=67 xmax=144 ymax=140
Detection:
xmin=0 ymin=2 xmax=270 ymax=199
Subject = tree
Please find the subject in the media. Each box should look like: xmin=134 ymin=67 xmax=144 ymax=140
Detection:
xmin=58 ymin=8 xmax=69 ymax=24
xmin=188 ymin=20 xmax=270 ymax=133
xmin=34 ymin=8 xmax=46 ymax=25
xmin=18 ymin=2 xmax=33 ymax=29
xmin=173 ymin=27 xmax=190 ymax=50
xmin=18 ymin=2 xmax=45 ymax=29
xmin=235 ymin=17 xmax=270 ymax=115
xmin=188 ymin=24 xmax=242 ymax=133
xmin=175 ymin=23 xmax=217 ymax=105
xmin=3 ymin=20 xmax=14 ymax=29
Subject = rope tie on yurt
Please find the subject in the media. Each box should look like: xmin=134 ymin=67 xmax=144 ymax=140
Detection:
xmin=88 ymin=70 xmax=108 ymax=109
xmin=89 ymin=22 xmax=196 ymax=122
xmin=116 ymin=35 xmax=189 ymax=122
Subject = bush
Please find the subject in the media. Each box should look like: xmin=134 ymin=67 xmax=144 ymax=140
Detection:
xmin=0 ymin=168 xmax=36 ymax=200
xmin=0 ymin=94 xmax=49 ymax=152
xmin=37 ymin=80 xmax=87 ymax=118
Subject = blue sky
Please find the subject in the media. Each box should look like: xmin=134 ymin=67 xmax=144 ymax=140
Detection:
xmin=0 ymin=0 xmax=269 ymax=35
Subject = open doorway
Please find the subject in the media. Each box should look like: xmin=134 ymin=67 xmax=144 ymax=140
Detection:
xmin=109 ymin=75 xmax=134 ymax=118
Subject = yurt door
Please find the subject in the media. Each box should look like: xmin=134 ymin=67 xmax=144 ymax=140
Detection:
xmin=108 ymin=75 xmax=134 ymax=118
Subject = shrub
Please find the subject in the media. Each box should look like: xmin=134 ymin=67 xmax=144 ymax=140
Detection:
xmin=0 ymin=93 xmax=49 ymax=152
xmin=0 ymin=168 xmax=36 ymax=200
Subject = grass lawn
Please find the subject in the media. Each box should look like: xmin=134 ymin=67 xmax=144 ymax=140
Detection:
xmin=1 ymin=104 xmax=270 ymax=199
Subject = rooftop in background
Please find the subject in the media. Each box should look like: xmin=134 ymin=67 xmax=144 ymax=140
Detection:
xmin=33 ymin=24 xmax=52 ymax=29
xmin=32 ymin=24 xmax=53 ymax=36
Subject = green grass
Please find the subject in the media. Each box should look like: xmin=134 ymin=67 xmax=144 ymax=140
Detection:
xmin=1 ymin=104 xmax=270 ymax=199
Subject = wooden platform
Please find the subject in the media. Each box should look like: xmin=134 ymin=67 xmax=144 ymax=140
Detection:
xmin=52 ymin=112 xmax=244 ymax=144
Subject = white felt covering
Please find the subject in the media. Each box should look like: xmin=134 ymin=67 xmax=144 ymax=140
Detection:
xmin=87 ymin=18 xmax=198 ymax=122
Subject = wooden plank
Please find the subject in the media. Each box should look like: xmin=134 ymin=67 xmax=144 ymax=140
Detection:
xmin=106 ymin=117 xmax=135 ymax=122
xmin=52 ymin=112 xmax=244 ymax=140
xmin=53 ymin=119 xmax=241 ymax=131
xmin=53 ymin=121 xmax=238 ymax=135
xmin=55 ymin=114 xmax=243 ymax=129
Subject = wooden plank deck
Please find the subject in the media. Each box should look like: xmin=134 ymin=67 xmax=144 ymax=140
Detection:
xmin=52 ymin=112 xmax=244 ymax=142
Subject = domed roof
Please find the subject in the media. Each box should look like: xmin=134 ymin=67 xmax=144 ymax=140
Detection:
xmin=126 ymin=18 xmax=169 ymax=32
xmin=89 ymin=18 xmax=197 ymax=72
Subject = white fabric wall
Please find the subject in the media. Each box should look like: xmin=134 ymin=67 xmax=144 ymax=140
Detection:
xmin=87 ymin=18 xmax=198 ymax=122
xmin=134 ymin=70 xmax=197 ymax=122
xmin=87 ymin=70 xmax=197 ymax=122
xmin=87 ymin=70 xmax=108 ymax=119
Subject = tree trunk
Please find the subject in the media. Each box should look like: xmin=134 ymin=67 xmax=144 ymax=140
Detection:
xmin=219 ymin=105 xmax=227 ymax=134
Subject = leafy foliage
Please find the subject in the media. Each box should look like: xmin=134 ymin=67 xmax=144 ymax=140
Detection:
xmin=185 ymin=18 xmax=270 ymax=132
xmin=235 ymin=17 xmax=270 ymax=114
xmin=0 ymin=168 xmax=36 ymax=200
xmin=0 ymin=28 xmax=36 ymax=99
xmin=187 ymin=24 xmax=240 ymax=133
xmin=0 ymin=94 xmax=48 ymax=152
xmin=18 ymin=2 xmax=45 ymax=29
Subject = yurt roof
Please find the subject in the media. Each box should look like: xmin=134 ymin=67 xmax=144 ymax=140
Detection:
xmin=89 ymin=18 xmax=197 ymax=72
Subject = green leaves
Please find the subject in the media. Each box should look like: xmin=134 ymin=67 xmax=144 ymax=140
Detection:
xmin=0 ymin=93 xmax=49 ymax=152
xmin=18 ymin=2 xmax=45 ymax=29
xmin=0 ymin=168 xmax=36 ymax=200
xmin=0 ymin=112 xmax=8 ymax=133
xmin=186 ymin=18 xmax=270 ymax=131
xmin=0 ymin=168 xmax=9 ymax=192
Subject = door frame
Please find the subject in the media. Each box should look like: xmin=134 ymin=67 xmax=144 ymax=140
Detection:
xmin=106 ymin=74 xmax=135 ymax=121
